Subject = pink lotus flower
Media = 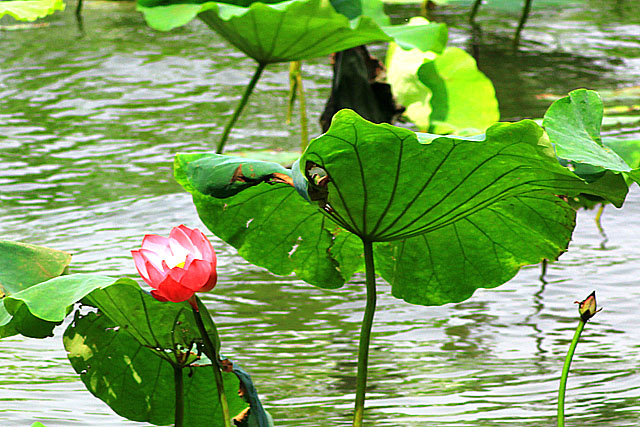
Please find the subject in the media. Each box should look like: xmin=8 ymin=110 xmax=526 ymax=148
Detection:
xmin=132 ymin=225 xmax=217 ymax=304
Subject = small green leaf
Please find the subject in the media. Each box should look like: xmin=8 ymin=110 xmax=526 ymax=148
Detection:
xmin=4 ymin=274 xmax=118 ymax=323
xmin=0 ymin=240 xmax=71 ymax=295
xmin=0 ymin=241 xmax=71 ymax=338
xmin=543 ymin=89 xmax=631 ymax=172
xmin=0 ymin=0 xmax=65 ymax=22
xmin=64 ymin=311 xmax=246 ymax=426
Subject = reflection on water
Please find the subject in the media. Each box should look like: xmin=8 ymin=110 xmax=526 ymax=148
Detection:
xmin=1 ymin=1 xmax=640 ymax=426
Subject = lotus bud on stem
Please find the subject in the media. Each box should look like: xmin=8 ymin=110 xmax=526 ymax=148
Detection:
xmin=557 ymin=291 xmax=602 ymax=427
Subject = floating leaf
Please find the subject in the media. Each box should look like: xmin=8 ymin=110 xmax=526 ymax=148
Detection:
xmin=64 ymin=310 xmax=246 ymax=426
xmin=0 ymin=240 xmax=71 ymax=338
xmin=0 ymin=0 xmax=65 ymax=21
xmin=3 ymin=274 xmax=118 ymax=325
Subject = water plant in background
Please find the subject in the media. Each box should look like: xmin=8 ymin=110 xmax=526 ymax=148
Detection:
xmin=174 ymin=94 xmax=630 ymax=425
xmin=136 ymin=0 xmax=448 ymax=153
xmin=557 ymin=291 xmax=602 ymax=427
xmin=386 ymin=16 xmax=499 ymax=135
xmin=0 ymin=0 xmax=64 ymax=22
xmin=0 ymin=231 xmax=272 ymax=426
xmin=543 ymin=89 xmax=640 ymax=232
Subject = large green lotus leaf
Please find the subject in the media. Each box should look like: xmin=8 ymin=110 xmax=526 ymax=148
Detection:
xmin=298 ymin=110 xmax=626 ymax=243
xmin=374 ymin=190 xmax=576 ymax=305
xmin=543 ymin=89 xmax=632 ymax=172
xmin=0 ymin=0 xmax=65 ymax=21
xmin=137 ymin=0 xmax=447 ymax=63
xmin=64 ymin=310 xmax=246 ymax=426
xmin=83 ymin=278 xmax=221 ymax=356
xmin=174 ymin=153 xmax=365 ymax=289
xmin=0 ymin=241 xmax=71 ymax=339
xmin=417 ymin=47 xmax=499 ymax=134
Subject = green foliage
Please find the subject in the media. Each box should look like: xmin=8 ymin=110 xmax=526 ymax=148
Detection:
xmin=175 ymin=153 xmax=359 ymax=289
xmin=176 ymin=109 xmax=626 ymax=305
xmin=0 ymin=240 xmax=71 ymax=338
xmin=543 ymin=89 xmax=632 ymax=173
xmin=386 ymin=18 xmax=498 ymax=134
xmin=543 ymin=89 xmax=640 ymax=206
xmin=137 ymin=0 xmax=447 ymax=63
xmin=417 ymin=47 xmax=499 ymax=134
xmin=64 ymin=309 xmax=246 ymax=426
xmin=0 ymin=0 xmax=65 ymax=21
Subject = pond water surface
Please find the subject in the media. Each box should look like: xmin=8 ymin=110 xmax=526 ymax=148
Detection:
xmin=1 ymin=1 xmax=640 ymax=426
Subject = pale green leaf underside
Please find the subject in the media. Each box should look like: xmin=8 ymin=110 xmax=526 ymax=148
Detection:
xmin=417 ymin=47 xmax=499 ymax=134
xmin=386 ymin=43 xmax=498 ymax=133
xmin=0 ymin=241 xmax=71 ymax=339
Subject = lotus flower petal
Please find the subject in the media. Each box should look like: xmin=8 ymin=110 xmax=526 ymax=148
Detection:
xmin=131 ymin=225 xmax=218 ymax=303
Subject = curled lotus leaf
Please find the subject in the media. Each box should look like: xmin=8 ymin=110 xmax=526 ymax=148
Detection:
xmin=543 ymin=89 xmax=631 ymax=172
xmin=181 ymin=154 xmax=293 ymax=198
